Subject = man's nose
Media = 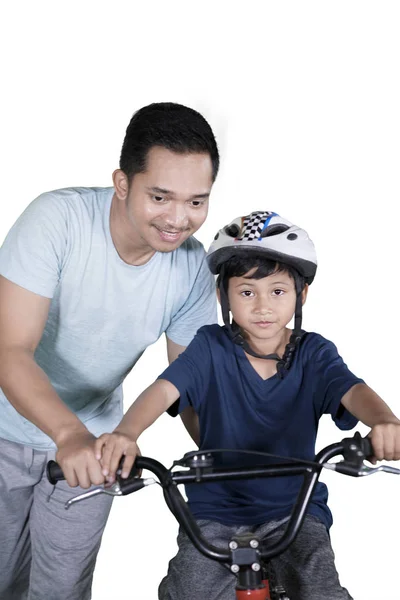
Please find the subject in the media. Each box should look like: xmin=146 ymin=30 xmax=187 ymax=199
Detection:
xmin=164 ymin=203 xmax=189 ymax=229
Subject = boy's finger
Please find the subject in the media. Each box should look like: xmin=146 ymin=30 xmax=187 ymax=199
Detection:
xmin=101 ymin=442 xmax=116 ymax=476
xmin=94 ymin=434 xmax=109 ymax=460
xmin=121 ymin=453 xmax=136 ymax=478
xmin=372 ymin=429 xmax=384 ymax=461
xmin=109 ymin=446 xmax=125 ymax=479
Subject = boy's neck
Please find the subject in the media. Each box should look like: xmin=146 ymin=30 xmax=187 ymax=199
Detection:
xmin=242 ymin=327 xmax=291 ymax=357
xmin=242 ymin=328 xmax=292 ymax=381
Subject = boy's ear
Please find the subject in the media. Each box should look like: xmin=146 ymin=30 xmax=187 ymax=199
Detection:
xmin=301 ymin=284 xmax=309 ymax=306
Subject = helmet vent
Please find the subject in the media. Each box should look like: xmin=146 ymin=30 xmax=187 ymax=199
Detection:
xmin=287 ymin=233 xmax=298 ymax=241
xmin=261 ymin=224 xmax=289 ymax=238
xmin=225 ymin=224 xmax=241 ymax=238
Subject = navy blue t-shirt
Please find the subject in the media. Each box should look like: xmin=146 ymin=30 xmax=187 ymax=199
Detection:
xmin=159 ymin=325 xmax=363 ymax=528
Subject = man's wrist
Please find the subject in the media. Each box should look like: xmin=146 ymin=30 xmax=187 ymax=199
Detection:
xmin=53 ymin=420 xmax=90 ymax=447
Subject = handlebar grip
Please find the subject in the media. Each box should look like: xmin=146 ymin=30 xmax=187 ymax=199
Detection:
xmin=46 ymin=458 xmax=139 ymax=486
xmin=47 ymin=460 xmax=65 ymax=484
xmin=361 ymin=435 xmax=374 ymax=459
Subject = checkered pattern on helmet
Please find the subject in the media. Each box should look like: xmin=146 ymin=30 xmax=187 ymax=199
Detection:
xmin=239 ymin=211 xmax=274 ymax=241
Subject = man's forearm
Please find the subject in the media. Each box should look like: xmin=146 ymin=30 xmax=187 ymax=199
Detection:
xmin=342 ymin=383 xmax=400 ymax=427
xmin=0 ymin=347 xmax=87 ymax=444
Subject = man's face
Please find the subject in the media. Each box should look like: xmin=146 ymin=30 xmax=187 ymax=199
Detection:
xmin=122 ymin=147 xmax=213 ymax=253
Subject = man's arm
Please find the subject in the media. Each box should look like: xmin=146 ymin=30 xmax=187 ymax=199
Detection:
xmin=166 ymin=336 xmax=200 ymax=446
xmin=0 ymin=275 xmax=104 ymax=488
xmin=341 ymin=382 xmax=400 ymax=461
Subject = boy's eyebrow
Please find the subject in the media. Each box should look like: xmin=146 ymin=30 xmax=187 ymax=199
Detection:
xmin=147 ymin=186 xmax=210 ymax=199
xmin=234 ymin=279 xmax=292 ymax=287
xmin=234 ymin=281 xmax=257 ymax=287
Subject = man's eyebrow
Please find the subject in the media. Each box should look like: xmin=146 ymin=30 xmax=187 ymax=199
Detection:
xmin=147 ymin=186 xmax=172 ymax=195
xmin=147 ymin=186 xmax=210 ymax=199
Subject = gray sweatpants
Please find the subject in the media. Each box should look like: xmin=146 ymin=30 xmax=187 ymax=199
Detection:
xmin=159 ymin=515 xmax=352 ymax=600
xmin=0 ymin=437 xmax=113 ymax=600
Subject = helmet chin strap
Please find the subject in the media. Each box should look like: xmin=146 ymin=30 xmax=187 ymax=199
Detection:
xmin=219 ymin=269 xmax=304 ymax=364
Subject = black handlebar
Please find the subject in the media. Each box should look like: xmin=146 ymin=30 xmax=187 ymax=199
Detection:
xmin=46 ymin=432 xmax=374 ymax=563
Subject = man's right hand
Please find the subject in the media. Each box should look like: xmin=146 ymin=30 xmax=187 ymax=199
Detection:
xmin=55 ymin=429 xmax=105 ymax=489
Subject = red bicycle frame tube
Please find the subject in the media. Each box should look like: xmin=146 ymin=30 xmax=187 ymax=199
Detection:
xmin=236 ymin=584 xmax=270 ymax=599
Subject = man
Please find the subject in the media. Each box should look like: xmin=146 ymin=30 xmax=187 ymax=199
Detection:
xmin=0 ymin=102 xmax=219 ymax=599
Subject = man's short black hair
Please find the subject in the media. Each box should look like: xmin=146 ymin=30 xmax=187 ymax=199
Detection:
xmin=119 ymin=102 xmax=219 ymax=182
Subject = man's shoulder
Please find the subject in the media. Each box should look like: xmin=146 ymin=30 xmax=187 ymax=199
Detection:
xmin=34 ymin=186 xmax=113 ymax=208
xmin=20 ymin=187 xmax=114 ymax=229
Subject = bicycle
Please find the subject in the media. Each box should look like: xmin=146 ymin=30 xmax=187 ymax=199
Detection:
xmin=47 ymin=432 xmax=400 ymax=600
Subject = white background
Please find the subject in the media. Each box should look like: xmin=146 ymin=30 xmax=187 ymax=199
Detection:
xmin=1 ymin=2 xmax=399 ymax=598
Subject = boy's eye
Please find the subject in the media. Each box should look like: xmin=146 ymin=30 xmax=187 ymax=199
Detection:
xmin=273 ymin=289 xmax=285 ymax=296
xmin=241 ymin=290 xmax=254 ymax=297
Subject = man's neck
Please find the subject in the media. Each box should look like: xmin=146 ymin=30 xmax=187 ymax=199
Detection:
xmin=109 ymin=194 xmax=155 ymax=266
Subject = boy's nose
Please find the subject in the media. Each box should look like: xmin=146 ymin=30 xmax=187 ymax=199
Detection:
xmin=254 ymin=303 xmax=273 ymax=316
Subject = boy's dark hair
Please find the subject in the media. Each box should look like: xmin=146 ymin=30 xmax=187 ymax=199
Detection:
xmin=119 ymin=102 xmax=219 ymax=182
xmin=216 ymin=255 xmax=305 ymax=292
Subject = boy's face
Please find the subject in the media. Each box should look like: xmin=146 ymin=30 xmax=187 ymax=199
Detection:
xmin=225 ymin=269 xmax=306 ymax=345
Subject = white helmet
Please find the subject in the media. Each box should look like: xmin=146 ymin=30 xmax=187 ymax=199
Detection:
xmin=207 ymin=211 xmax=317 ymax=284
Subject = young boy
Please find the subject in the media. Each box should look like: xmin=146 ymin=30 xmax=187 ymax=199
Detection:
xmin=95 ymin=211 xmax=400 ymax=600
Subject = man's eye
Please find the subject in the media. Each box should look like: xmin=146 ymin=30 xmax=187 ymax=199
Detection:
xmin=153 ymin=195 xmax=164 ymax=202
xmin=190 ymin=199 xmax=205 ymax=207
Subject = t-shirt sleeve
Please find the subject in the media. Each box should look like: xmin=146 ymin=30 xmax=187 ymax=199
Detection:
xmin=158 ymin=327 xmax=212 ymax=416
xmin=310 ymin=337 xmax=364 ymax=430
xmin=165 ymin=246 xmax=217 ymax=347
xmin=0 ymin=193 xmax=68 ymax=298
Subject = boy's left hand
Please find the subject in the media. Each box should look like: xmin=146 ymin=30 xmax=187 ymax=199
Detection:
xmin=94 ymin=430 xmax=141 ymax=483
xmin=369 ymin=422 xmax=400 ymax=463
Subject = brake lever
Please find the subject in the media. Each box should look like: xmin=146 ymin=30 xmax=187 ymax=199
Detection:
xmin=64 ymin=477 xmax=157 ymax=509
xmin=65 ymin=481 xmax=123 ymax=509
xmin=323 ymin=462 xmax=400 ymax=477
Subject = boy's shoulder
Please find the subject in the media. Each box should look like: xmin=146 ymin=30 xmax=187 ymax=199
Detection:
xmin=299 ymin=331 xmax=339 ymax=362
xmin=196 ymin=323 xmax=227 ymax=340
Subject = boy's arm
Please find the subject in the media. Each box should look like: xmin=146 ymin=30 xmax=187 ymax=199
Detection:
xmin=341 ymin=383 xmax=400 ymax=461
xmin=95 ymin=378 xmax=180 ymax=480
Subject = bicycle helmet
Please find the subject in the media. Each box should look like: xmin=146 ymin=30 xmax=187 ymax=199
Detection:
xmin=207 ymin=211 xmax=317 ymax=377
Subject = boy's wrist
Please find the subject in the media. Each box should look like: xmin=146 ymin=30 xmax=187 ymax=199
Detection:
xmin=113 ymin=425 xmax=139 ymax=442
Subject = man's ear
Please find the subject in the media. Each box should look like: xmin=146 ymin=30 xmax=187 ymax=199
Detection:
xmin=301 ymin=284 xmax=309 ymax=306
xmin=112 ymin=169 xmax=130 ymax=200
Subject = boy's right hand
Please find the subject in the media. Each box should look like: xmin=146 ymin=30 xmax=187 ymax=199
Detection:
xmin=94 ymin=430 xmax=140 ymax=483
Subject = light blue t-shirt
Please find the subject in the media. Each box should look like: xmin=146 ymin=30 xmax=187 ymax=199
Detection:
xmin=0 ymin=187 xmax=217 ymax=449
